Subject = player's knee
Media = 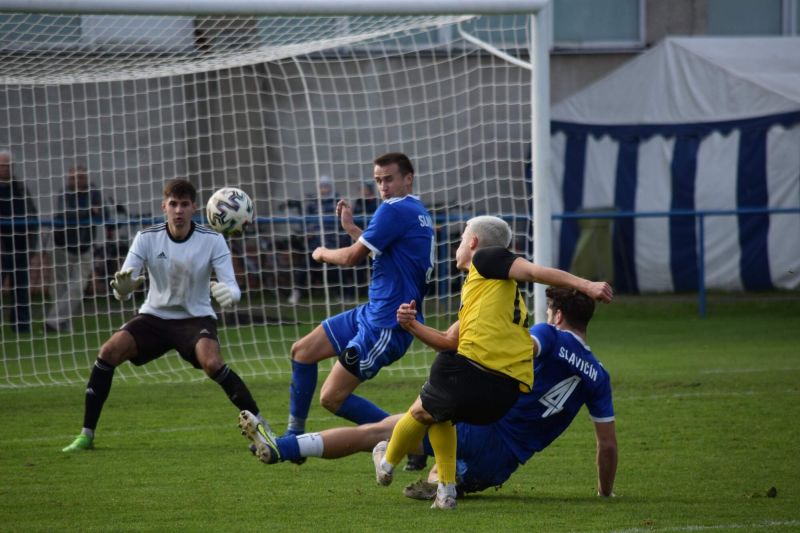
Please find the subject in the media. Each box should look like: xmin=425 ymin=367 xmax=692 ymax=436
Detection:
xmin=318 ymin=389 xmax=344 ymax=414
xmin=202 ymin=359 xmax=224 ymax=378
xmin=97 ymin=337 xmax=129 ymax=366
xmin=409 ymin=403 xmax=435 ymax=425
xmin=291 ymin=338 xmax=316 ymax=363
xmin=290 ymin=340 xmax=302 ymax=361
xmin=97 ymin=344 xmax=120 ymax=366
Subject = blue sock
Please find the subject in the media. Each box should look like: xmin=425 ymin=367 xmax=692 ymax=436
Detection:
xmin=276 ymin=435 xmax=302 ymax=463
xmin=335 ymin=394 xmax=389 ymax=425
xmin=288 ymin=360 xmax=318 ymax=432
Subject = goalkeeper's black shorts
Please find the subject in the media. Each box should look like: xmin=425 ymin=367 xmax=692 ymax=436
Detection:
xmin=122 ymin=313 xmax=218 ymax=368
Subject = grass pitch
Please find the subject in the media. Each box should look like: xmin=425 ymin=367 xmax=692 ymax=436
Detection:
xmin=2 ymin=294 xmax=799 ymax=532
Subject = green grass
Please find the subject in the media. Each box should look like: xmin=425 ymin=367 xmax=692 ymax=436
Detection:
xmin=2 ymin=294 xmax=800 ymax=532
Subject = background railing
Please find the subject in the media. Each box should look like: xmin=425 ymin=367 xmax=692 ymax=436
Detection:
xmin=552 ymin=207 xmax=800 ymax=316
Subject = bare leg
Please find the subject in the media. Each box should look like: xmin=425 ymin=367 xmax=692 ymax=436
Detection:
xmin=317 ymin=414 xmax=403 ymax=458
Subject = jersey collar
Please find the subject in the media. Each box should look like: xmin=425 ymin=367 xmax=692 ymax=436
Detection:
xmin=166 ymin=221 xmax=195 ymax=243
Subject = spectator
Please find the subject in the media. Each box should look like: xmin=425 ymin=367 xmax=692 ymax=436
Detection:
xmin=46 ymin=164 xmax=103 ymax=333
xmin=93 ymin=202 xmax=129 ymax=298
xmin=353 ymin=181 xmax=378 ymax=219
xmin=0 ymin=150 xmax=38 ymax=333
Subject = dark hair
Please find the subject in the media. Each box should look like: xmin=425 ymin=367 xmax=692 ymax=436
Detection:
xmin=163 ymin=179 xmax=197 ymax=203
xmin=545 ymin=286 xmax=595 ymax=331
xmin=373 ymin=152 xmax=414 ymax=177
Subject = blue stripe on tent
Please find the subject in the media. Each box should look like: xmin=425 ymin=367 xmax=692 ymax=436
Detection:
xmin=737 ymin=127 xmax=773 ymax=291
xmin=558 ymin=132 xmax=587 ymax=270
xmin=551 ymin=110 xmax=800 ymax=141
xmin=613 ymin=138 xmax=639 ymax=293
xmin=670 ymin=136 xmax=700 ymax=291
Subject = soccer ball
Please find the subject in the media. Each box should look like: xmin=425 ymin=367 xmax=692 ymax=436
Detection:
xmin=206 ymin=187 xmax=255 ymax=236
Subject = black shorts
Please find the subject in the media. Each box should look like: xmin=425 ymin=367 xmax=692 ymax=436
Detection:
xmin=419 ymin=351 xmax=521 ymax=425
xmin=121 ymin=314 xmax=218 ymax=369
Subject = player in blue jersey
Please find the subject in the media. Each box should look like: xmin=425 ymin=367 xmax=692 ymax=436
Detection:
xmin=63 ymin=179 xmax=269 ymax=452
xmin=282 ymin=153 xmax=435 ymax=440
xmin=239 ymin=286 xmax=617 ymax=499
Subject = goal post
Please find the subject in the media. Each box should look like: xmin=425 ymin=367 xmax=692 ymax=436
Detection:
xmin=0 ymin=1 xmax=551 ymax=387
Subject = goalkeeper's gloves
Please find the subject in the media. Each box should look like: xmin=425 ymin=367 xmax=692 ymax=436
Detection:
xmin=210 ymin=281 xmax=234 ymax=308
xmin=109 ymin=268 xmax=145 ymax=301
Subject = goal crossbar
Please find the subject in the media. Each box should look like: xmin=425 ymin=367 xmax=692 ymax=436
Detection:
xmin=0 ymin=0 xmax=548 ymax=16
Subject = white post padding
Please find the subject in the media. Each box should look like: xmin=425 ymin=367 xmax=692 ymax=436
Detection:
xmin=531 ymin=8 xmax=551 ymax=324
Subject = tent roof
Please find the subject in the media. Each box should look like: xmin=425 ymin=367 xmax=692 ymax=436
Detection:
xmin=551 ymin=37 xmax=800 ymax=125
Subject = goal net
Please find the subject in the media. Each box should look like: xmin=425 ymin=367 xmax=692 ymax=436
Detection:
xmin=0 ymin=8 xmax=538 ymax=386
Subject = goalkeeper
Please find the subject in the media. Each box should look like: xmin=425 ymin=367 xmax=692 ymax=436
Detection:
xmin=63 ymin=179 xmax=270 ymax=452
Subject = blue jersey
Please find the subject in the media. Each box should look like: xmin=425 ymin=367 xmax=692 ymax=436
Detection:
xmin=494 ymin=323 xmax=615 ymax=464
xmin=358 ymin=195 xmax=434 ymax=328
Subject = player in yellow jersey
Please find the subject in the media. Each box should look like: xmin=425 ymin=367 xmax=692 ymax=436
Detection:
xmin=371 ymin=215 xmax=613 ymax=509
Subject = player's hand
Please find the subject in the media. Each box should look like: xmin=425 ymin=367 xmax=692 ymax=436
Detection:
xmin=312 ymin=246 xmax=326 ymax=263
xmin=337 ymin=199 xmax=355 ymax=230
xmin=109 ymin=268 xmax=145 ymax=301
xmin=210 ymin=281 xmax=234 ymax=307
xmin=585 ymin=281 xmax=614 ymax=303
xmin=397 ymin=300 xmax=418 ymax=329
xmin=336 ymin=199 xmax=353 ymax=217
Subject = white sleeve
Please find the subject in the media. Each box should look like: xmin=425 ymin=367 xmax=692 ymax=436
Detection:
xmin=211 ymin=235 xmax=241 ymax=304
xmin=120 ymin=231 xmax=146 ymax=278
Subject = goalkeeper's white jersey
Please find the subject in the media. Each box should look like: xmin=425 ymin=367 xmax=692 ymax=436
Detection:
xmin=121 ymin=222 xmax=240 ymax=320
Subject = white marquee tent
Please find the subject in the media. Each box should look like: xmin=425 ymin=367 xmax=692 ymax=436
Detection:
xmin=549 ymin=37 xmax=800 ymax=293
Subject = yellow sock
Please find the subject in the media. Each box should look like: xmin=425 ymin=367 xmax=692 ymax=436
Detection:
xmin=428 ymin=422 xmax=456 ymax=485
xmin=385 ymin=410 xmax=428 ymax=467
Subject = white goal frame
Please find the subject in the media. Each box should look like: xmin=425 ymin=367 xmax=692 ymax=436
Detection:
xmin=1 ymin=0 xmax=551 ymax=321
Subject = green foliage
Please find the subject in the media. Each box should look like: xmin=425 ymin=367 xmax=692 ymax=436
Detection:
xmin=2 ymin=295 xmax=799 ymax=532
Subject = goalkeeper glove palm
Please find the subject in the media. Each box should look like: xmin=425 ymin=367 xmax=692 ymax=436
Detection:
xmin=110 ymin=268 xmax=145 ymax=301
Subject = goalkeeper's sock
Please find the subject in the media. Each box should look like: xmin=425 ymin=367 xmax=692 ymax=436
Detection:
xmin=428 ymin=422 xmax=457 ymax=485
xmin=385 ymin=410 xmax=428 ymax=467
xmin=83 ymin=358 xmax=115 ymax=431
xmin=212 ymin=365 xmax=259 ymax=414
xmin=288 ymin=360 xmax=317 ymax=434
xmin=335 ymin=394 xmax=389 ymax=425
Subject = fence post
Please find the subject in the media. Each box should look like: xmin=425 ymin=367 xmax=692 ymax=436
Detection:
xmin=696 ymin=213 xmax=706 ymax=317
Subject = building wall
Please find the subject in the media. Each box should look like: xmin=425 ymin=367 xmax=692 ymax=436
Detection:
xmin=551 ymin=0 xmax=708 ymax=104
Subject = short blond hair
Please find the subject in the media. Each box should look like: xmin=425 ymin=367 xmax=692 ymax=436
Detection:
xmin=466 ymin=215 xmax=512 ymax=248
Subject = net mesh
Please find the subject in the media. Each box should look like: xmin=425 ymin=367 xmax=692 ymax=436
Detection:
xmin=0 ymin=12 xmax=534 ymax=387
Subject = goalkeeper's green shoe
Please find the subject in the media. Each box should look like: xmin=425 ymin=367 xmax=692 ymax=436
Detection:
xmin=62 ymin=434 xmax=94 ymax=452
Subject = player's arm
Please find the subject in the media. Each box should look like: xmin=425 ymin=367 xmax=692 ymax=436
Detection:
xmin=312 ymin=240 xmax=370 ymax=267
xmin=110 ymin=239 xmax=146 ymax=301
xmin=337 ymin=199 xmax=363 ymax=241
xmin=508 ymin=258 xmax=614 ymax=303
xmin=210 ymin=240 xmax=242 ymax=307
xmin=593 ymin=420 xmax=618 ymax=497
xmin=397 ymin=300 xmax=459 ymax=352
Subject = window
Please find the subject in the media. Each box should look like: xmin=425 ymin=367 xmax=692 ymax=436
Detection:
xmin=553 ymin=0 xmax=644 ymax=50
xmin=708 ymin=0 xmax=782 ymax=35
xmin=0 ymin=14 xmax=81 ymax=50
xmin=708 ymin=0 xmax=800 ymax=35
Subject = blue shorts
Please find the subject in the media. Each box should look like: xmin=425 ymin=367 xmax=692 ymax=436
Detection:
xmin=423 ymin=423 xmax=522 ymax=494
xmin=322 ymin=305 xmax=413 ymax=381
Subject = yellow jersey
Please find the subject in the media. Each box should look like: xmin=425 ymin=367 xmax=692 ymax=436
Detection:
xmin=457 ymin=246 xmax=533 ymax=391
